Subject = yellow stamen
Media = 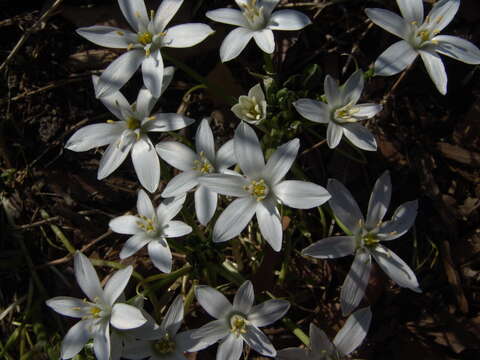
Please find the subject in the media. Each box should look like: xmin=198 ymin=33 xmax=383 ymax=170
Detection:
xmin=230 ymin=314 xmax=248 ymax=337
xmin=137 ymin=31 xmax=153 ymax=45
xmin=116 ymin=31 xmax=125 ymax=36
xmin=244 ymin=179 xmax=269 ymax=201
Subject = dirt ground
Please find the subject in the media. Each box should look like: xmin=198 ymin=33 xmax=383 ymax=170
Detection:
xmin=1 ymin=0 xmax=479 ymax=359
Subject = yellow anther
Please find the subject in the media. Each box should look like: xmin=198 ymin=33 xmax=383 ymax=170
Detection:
xmin=230 ymin=314 xmax=248 ymax=337
xmin=106 ymin=119 xmax=115 ymax=124
xmin=90 ymin=306 xmax=102 ymax=318
xmin=193 ymin=152 xmax=214 ymax=174
xmin=116 ymin=31 xmax=125 ymax=36
xmin=362 ymin=232 xmax=380 ymax=248
xmin=147 ymin=116 xmax=156 ymax=121
xmin=410 ymin=21 xmax=418 ymax=25
xmin=245 ymin=179 xmax=269 ymax=201
xmin=145 ymin=47 xmax=151 ymax=57
xmin=126 ymin=116 xmax=141 ymax=130
xmin=127 ymin=43 xmax=134 ymax=51
xmin=137 ymin=31 xmax=153 ymax=45
xmin=137 ymin=216 xmax=156 ymax=233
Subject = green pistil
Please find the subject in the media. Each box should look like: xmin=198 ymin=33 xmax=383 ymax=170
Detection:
xmin=153 ymin=333 xmax=176 ymax=355
xmin=362 ymin=232 xmax=380 ymax=248
xmin=230 ymin=314 xmax=248 ymax=337
xmin=126 ymin=116 xmax=141 ymax=130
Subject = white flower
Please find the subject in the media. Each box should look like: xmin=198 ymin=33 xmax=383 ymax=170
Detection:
xmin=122 ymin=296 xmax=199 ymax=360
xmin=365 ymin=0 xmax=480 ymax=94
xmin=231 ymin=83 xmax=267 ymax=125
xmin=46 ymin=252 xmax=147 ymax=360
xmin=277 ymin=307 xmax=372 ymax=360
xmin=77 ymin=0 xmax=214 ymax=97
xmin=191 ymin=280 xmax=290 ymax=360
xmin=294 ymin=70 xmax=381 ymax=151
xmin=198 ymin=122 xmax=330 ymax=251
xmin=155 ymin=118 xmax=236 ymax=225
xmin=65 ymin=71 xmax=195 ymax=193
xmin=302 ymin=171 xmax=421 ymax=316
xmin=206 ymin=0 xmax=311 ymax=62
xmin=109 ymin=190 xmax=192 ymax=273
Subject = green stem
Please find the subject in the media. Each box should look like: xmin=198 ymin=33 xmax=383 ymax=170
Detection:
xmin=282 ymin=318 xmax=310 ymax=347
xmin=40 ymin=209 xmax=75 ymax=254
xmin=263 ymin=52 xmax=275 ymax=76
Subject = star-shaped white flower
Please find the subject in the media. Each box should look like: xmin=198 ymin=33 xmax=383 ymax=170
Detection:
xmin=277 ymin=307 xmax=372 ymax=360
xmin=109 ymin=190 xmax=192 ymax=273
xmin=191 ymin=281 xmax=290 ymax=360
xmin=155 ymin=118 xmax=236 ymax=226
xmin=122 ymin=296 xmax=198 ymax=360
xmin=365 ymin=0 xmax=480 ymax=94
xmin=302 ymin=171 xmax=421 ymax=315
xmin=77 ymin=0 xmax=214 ymax=97
xmin=46 ymin=252 xmax=147 ymax=360
xmin=231 ymin=83 xmax=267 ymax=125
xmin=199 ymin=122 xmax=330 ymax=251
xmin=206 ymin=0 xmax=311 ymax=62
xmin=294 ymin=69 xmax=381 ymax=151
xmin=65 ymin=71 xmax=195 ymax=193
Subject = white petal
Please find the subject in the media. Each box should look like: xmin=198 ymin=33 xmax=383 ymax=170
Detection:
xmin=374 ymin=40 xmax=417 ymax=77
xmin=220 ymin=27 xmax=254 ymax=62
xmin=198 ymin=173 xmax=249 ymax=197
xmin=156 ymin=194 xmax=186 ymax=225
xmin=46 ymin=297 xmax=90 ymax=318
xmin=343 ymin=123 xmax=377 ymax=151
xmin=92 ymin=75 xmax=131 ymax=120
xmin=148 ymin=239 xmax=173 ymax=273
xmin=261 ymin=0 xmax=281 ymax=16
xmin=248 ymin=83 xmax=266 ymax=101
xmin=95 ymin=50 xmax=144 ymax=98
xmin=119 ymin=233 xmax=151 ymax=259
xmin=256 ymin=198 xmax=283 ymax=252
xmin=154 ymin=0 xmax=184 ymax=32
xmin=253 ymin=29 xmax=275 ymax=54
xmin=274 ymin=180 xmax=330 ymax=209
xmin=65 ymin=123 xmax=123 ymax=152
xmin=248 ymin=299 xmax=290 ymax=327
xmin=233 ymin=281 xmax=255 ymax=314
xmin=156 ymin=141 xmax=198 ymax=171
xmin=397 ymin=0 xmax=424 ymax=23
xmin=143 ymin=113 xmax=195 ymax=132
xmin=378 ymin=200 xmax=418 ymax=240
xmin=93 ymin=322 xmax=110 ymax=360
xmin=195 ymin=285 xmax=233 ymax=319
xmin=427 ymin=0 xmax=460 ymax=32
xmin=132 ymin=138 xmax=160 ymax=193
xmin=235 ymin=122 xmax=265 ymax=178
xmin=163 ymin=220 xmax=192 ymax=238
xmin=293 ymin=98 xmax=330 ymax=124
xmin=268 ymin=9 xmax=311 ymax=31
xmin=74 ymin=252 xmax=104 ymax=302
xmin=419 ymin=49 xmax=447 ymax=94
xmin=76 ymin=26 xmax=134 ymax=49
xmin=366 ymin=171 xmax=391 ymax=229
xmin=213 ymin=197 xmax=257 ymax=243
xmin=135 ymin=86 xmax=156 ymax=120
xmin=302 ymin=236 xmax=356 ymax=259
xmin=205 ymin=8 xmax=248 ymax=27
xmin=195 ymin=185 xmax=217 ymax=226
xmin=326 ymin=122 xmax=344 ymax=149
xmin=61 ymin=320 xmax=92 ymax=359
xmin=160 ymin=66 xmax=176 ymax=96
xmin=142 ymin=49 xmax=164 ymax=98
xmin=111 ymin=303 xmax=147 ymax=330
xmin=364 ymin=8 xmax=409 ymax=39
xmin=103 ymin=266 xmax=133 ymax=306
xmin=352 ymin=103 xmax=383 ymax=119
xmin=434 ymin=35 xmax=480 ymax=65
xmin=97 ymin=135 xmax=134 ymax=179
xmin=108 ymin=215 xmax=140 ymax=235
xmin=137 ymin=189 xmax=155 ymax=219
xmin=242 ymin=325 xmax=276 ymax=357
xmin=189 ymin=320 xmax=229 ymax=350
xmin=176 ymin=330 xmax=210 ymax=352
xmin=216 ymin=139 xmax=237 ymax=171
xmin=310 ymin=323 xmax=335 ymax=354
xmin=218 ymin=333 xmax=244 ymax=360
xmin=162 ymin=171 xmax=199 ymax=197
xmin=340 ymin=69 xmax=364 ymax=105
xmin=163 ymin=23 xmax=214 ymax=48
xmin=263 ymin=138 xmax=299 ymax=185
xmin=122 ymin=339 xmax=152 ymax=359
xmin=195 ymin=118 xmax=216 ymax=162
xmin=161 ymin=295 xmax=184 ymax=336
xmin=333 ymin=306 xmax=372 ymax=355
xmin=327 ymin=179 xmax=364 ymax=233
xmin=340 ymin=251 xmax=372 ymax=316
xmin=371 ymin=245 xmax=421 ymax=292
xmin=324 ymin=75 xmax=341 ymax=107
xmin=118 ymin=0 xmax=148 ymax=32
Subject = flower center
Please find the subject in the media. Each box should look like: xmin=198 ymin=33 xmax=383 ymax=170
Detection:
xmin=89 ymin=306 xmax=102 ymax=318
xmin=137 ymin=31 xmax=153 ymax=46
xmin=193 ymin=152 xmax=214 ymax=174
xmin=126 ymin=116 xmax=141 ymax=130
xmin=137 ymin=215 xmax=156 ymax=233
xmin=333 ymin=104 xmax=359 ymax=124
xmin=245 ymin=179 xmax=269 ymax=201
xmin=152 ymin=333 xmax=176 ymax=355
xmin=229 ymin=314 xmax=248 ymax=337
xmin=245 ymin=99 xmax=263 ymax=121
xmin=240 ymin=0 xmax=265 ymax=29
